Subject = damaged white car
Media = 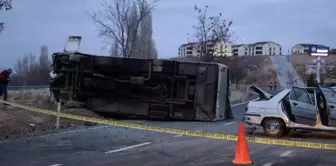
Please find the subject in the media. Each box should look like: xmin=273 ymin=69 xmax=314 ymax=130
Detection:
xmin=243 ymin=85 xmax=336 ymax=137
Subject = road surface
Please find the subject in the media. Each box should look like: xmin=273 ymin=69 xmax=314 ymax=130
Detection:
xmin=1 ymin=89 xmax=336 ymax=166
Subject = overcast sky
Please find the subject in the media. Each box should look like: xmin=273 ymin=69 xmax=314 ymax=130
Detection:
xmin=0 ymin=0 xmax=335 ymax=69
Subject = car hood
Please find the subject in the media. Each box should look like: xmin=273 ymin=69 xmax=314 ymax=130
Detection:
xmin=248 ymin=85 xmax=273 ymax=100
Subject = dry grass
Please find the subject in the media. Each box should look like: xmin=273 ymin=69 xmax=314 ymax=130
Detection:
xmin=0 ymin=90 xmax=101 ymax=140
xmin=173 ymin=55 xmax=277 ymax=86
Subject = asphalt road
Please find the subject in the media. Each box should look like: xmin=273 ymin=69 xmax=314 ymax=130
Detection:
xmin=1 ymin=89 xmax=336 ymax=166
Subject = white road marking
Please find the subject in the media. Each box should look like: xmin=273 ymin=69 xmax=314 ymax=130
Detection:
xmin=262 ymin=162 xmax=273 ymax=166
xmin=0 ymin=141 xmax=9 ymax=144
xmin=280 ymin=150 xmax=293 ymax=157
xmin=223 ymin=121 xmax=236 ymax=126
xmin=37 ymin=125 xmax=107 ymax=138
xmin=49 ymin=164 xmax=62 ymax=166
xmin=174 ymin=134 xmax=183 ymax=137
xmin=231 ymin=97 xmax=259 ymax=107
xmin=105 ymin=142 xmax=152 ymax=154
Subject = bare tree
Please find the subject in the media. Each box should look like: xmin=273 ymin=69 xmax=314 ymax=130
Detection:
xmin=137 ymin=4 xmax=158 ymax=59
xmin=150 ymin=38 xmax=158 ymax=59
xmin=109 ymin=39 xmax=120 ymax=56
xmin=39 ymin=45 xmax=51 ymax=84
xmin=12 ymin=46 xmax=51 ymax=85
xmin=191 ymin=5 xmax=233 ymax=62
xmin=0 ymin=0 xmax=12 ymax=34
xmin=90 ymin=0 xmax=158 ymax=58
xmin=14 ymin=53 xmax=38 ymax=85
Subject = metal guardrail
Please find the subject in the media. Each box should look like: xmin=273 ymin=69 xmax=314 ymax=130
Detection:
xmin=7 ymin=85 xmax=49 ymax=91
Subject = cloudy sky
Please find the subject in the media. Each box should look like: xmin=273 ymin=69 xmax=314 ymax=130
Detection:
xmin=0 ymin=0 xmax=335 ymax=69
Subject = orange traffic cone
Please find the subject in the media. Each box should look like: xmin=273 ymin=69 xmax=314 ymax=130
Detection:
xmin=232 ymin=122 xmax=253 ymax=165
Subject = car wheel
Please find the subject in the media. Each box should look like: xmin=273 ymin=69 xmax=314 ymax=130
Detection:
xmin=262 ymin=118 xmax=286 ymax=137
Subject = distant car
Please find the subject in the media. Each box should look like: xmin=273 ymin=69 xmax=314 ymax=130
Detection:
xmin=243 ymin=85 xmax=336 ymax=137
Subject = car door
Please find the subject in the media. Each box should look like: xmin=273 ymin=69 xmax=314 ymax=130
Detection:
xmin=318 ymin=86 xmax=336 ymax=126
xmin=289 ymin=87 xmax=316 ymax=126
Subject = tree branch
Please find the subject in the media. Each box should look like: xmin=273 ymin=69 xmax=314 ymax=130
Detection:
xmin=90 ymin=0 xmax=158 ymax=58
xmin=191 ymin=5 xmax=233 ymax=61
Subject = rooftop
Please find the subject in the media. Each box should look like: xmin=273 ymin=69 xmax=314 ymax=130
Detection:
xmin=180 ymin=39 xmax=232 ymax=47
xmin=233 ymin=41 xmax=280 ymax=47
xmin=295 ymin=43 xmax=328 ymax=48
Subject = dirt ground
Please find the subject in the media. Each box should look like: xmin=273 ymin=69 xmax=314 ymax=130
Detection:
xmin=0 ymin=89 xmax=247 ymax=140
xmin=0 ymin=90 xmax=102 ymax=140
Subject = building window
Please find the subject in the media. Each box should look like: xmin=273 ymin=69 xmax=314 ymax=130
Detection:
xmin=186 ymin=51 xmax=192 ymax=55
xmin=256 ymin=51 xmax=262 ymax=55
xmin=186 ymin=47 xmax=193 ymax=50
xmin=207 ymin=49 xmax=214 ymax=52
xmin=256 ymin=46 xmax=262 ymax=50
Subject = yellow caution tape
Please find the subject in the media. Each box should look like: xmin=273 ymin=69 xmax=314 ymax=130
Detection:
xmin=1 ymin=99 xmax=336 ymax=150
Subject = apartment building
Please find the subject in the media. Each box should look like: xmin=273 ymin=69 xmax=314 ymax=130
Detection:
xmin=178 ymin=40 xmax=232 ymax=57
xmin=291 ymin=43 xmax=329 ymax=56
xmin=232 ymin=41 xmax=282 ymax=56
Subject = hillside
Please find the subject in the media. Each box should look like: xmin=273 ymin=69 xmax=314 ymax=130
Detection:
xmin=291 ymin=54 xmax=336 ymax=83
xmin=172 ymin=55 xmax=277 ymax=86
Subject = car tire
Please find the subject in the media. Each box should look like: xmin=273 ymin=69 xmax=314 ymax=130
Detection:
xmin=262 ymin=118 xmax=286 ymax=137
